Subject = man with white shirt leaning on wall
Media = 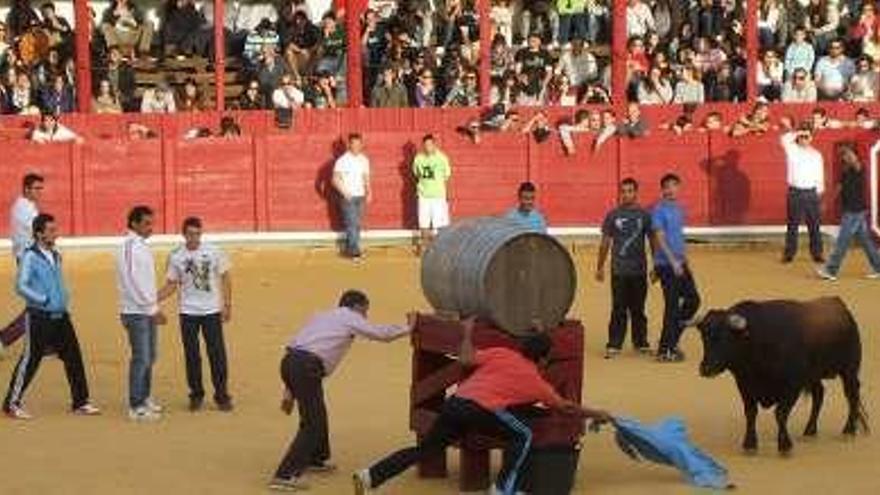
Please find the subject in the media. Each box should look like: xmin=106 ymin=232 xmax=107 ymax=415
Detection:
xmin=0 ymin=174 xmax=44 ymax=357
xmin=333 ymin=133 xmax=372 ymax=261
xmin=116 ymin=205 xmax=167 ymax=422
xmin=780 ymin=120 xmax=826 ymax=264
xmin=159 ymin=217 xmax=234 ymax=412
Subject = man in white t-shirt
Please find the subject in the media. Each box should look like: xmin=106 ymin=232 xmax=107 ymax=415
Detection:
xmin=30 ymin=112 xmax=83 ymax=144
xmin=332 ymin=133 xmax=372 ymax=260
xmin=1 ymin=173 xmax=44 ymax=355
xmin=159 ymin=217 xmax=233 ymax=412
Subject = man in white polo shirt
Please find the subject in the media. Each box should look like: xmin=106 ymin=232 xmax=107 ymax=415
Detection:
xmin=780 ymin=121 xmax=825 ymax=264
xmin=413 ymin=134 xmax=451 ymax=254
xmin=332 ymin=133 xmax=372 ymax=260
xmin=159 ymin=217 xmax=233 ymax=412
xmin=1 ymin=173 xmax=44 ymax=355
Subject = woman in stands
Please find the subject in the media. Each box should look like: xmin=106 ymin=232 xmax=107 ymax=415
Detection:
xmin=177 ymin=77 xmax=207 ymax=112
xmin=93 ymin=79 xmax=122 ymax=113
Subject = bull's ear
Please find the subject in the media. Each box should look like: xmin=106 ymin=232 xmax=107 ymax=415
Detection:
xmin=728 ymin=313 xmax=748 ymax=332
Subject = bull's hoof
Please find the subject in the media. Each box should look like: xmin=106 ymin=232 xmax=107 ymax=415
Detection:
xmin=842 ymin=426 xmax=857 ymax=436
xmin=803 ymin=426 xmax=818 ymax=438
xmin=778 ymin=440 xmax=794 ymax=456
xmin=742 ymin=446 xmax=758 ymax=456
xmin=778 ymin=448 xmax=793 ymax=458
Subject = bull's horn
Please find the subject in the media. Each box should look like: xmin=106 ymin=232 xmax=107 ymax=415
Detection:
xmin=728 ymin=313 xmax=748 ymax=330
xmin=684 ymin=311 xmax=706 ymax=327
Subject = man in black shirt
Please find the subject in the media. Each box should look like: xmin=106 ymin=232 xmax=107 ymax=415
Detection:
xmin=595 ymin=178 xmax=657 ymax=358
xmin=515 ymin=32 xmax=553 ymax=101
xmin=817 ymin=143 xmax=880 ymax=280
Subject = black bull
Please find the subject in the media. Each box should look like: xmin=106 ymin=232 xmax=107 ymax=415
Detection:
xmin=693 ymin=297 xmax=869 ymax=454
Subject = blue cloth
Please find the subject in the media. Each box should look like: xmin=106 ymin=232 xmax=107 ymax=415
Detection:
xmin=17 ymin=246 xmax=69 ymax=313
xmin=506 ymin=208 xmax=548 ymax=233
xmin=652 ymin=200 xmax=686 ymax=266
xmin=612 ymin=417 xmax=730 ymax=490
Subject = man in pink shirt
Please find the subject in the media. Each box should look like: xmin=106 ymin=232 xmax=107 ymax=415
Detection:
xmin=353 ymin=319 xmax=612 ymax=495
xmin=269 ymin=290 xmax=415 ymax=492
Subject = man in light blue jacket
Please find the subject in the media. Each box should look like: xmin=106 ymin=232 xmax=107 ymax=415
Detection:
xmin=2 ymin=213 xmax=100 ymax=420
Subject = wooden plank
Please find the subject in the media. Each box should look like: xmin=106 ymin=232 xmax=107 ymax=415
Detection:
xmin=411 ymin=360 xmax=463 ymax=406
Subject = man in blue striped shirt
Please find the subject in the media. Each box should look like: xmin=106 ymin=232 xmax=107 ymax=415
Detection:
xmin=2 ymin=213 xmax=100 ymax=420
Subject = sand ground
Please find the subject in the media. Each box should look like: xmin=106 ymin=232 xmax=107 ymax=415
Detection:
xmin=0 ymin=244 xmax=878 ymax=495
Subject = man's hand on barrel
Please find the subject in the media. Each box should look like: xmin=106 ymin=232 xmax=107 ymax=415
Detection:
xmin=405 ymin=312 xmax=419 ymax=332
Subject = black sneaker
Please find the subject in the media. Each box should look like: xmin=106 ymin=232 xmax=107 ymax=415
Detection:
xmin=635 ymin=345 xmax=652 ymax=355
xmin=189 ymin=397 xmax=204 ymax=412
xmin=216 ymin=398 xmax=234 ymax=412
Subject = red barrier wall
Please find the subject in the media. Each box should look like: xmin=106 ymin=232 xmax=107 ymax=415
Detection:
xmin=0 ymin=108 xmax=877 ymax=237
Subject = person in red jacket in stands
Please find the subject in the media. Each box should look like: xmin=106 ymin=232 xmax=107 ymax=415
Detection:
xmin=353 ymin=318 xmax=612 ymax=495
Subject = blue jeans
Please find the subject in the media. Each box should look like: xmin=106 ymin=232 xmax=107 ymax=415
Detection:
xmin=656 ymin=264 xmax=701 ymax=353
xmin=122 ymin=314 xmax=157 ymax=409
xmin=558 ymin=14 xmax=587 ymax=44
xmin=340 ymin=196 xmax=365 ymax=256
xmin=826 ymin=211 xmax=880 ymax=275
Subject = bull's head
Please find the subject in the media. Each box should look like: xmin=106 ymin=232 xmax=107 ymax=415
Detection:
xmin=690 ymin=310 xmax=749 ymax=378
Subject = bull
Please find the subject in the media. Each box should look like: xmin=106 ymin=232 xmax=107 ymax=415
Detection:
xmin=693 ymin=296 xmax=868 ymax=455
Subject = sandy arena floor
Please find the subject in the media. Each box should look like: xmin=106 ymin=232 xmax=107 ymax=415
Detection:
xmin=0 ymin=244 xmax=878 ymax=495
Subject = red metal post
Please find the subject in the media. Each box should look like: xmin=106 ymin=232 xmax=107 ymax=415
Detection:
xmin=213 ymin=0 xmax=226 ymax=111
xmin=346 ymin=0 xmax=364 ymax=107
xmin=73 ymin=0 xmax=92 ymax=112
xmin=610 ymin=0 xmax=628 ymax=114
xmin=745 ymin=0 xmax=759 ymax=103
xmin=478 ymin=0 xmax=491 ymax=105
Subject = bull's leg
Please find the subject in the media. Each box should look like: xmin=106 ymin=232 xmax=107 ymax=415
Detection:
xmin=742 ymin=396 xmax=759 ymax=453
xmin=841 ymin=373 xmax=863 ymax=436
xmin=775 ymin=394 xmax=798 ymax=455
xmin=804 ymin=382 xmax=825 ymax=437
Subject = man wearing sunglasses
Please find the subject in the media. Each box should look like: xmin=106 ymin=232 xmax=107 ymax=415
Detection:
xmin=780 ymin=121 xmax=825 ymax=264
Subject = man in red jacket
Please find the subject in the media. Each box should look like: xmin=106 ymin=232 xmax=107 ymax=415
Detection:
xmin=353 ymin=318 xmax=611 ymax=495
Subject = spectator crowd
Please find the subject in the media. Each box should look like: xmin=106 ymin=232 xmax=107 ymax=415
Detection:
xmin=2 ymin=0 xmax=880 ymax=122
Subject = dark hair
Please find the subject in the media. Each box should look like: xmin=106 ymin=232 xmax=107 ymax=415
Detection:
xmin=23 ymin=173 xmax=44 ymax=191
xmin=422 ymin=133 xmax=435 ymax=143
xmin=338 ymin=290 xmax=369 ymax=309
xmin=660 ymin=173 xmax=681 ymax=187
xmin=518 ymin=181 xmax=536 ymax=195
xmin=348 ymin=132 xmax=363 ymax=143
xmin=521 ymin=333 xmax=552 ymax=363
xmin=127 ymin=205 xmax=154 ymax=229
xmin=40 ymin=2 xmax=55 ymax=11
xmin=32 ymin=213 xmax=54 ymax=237
xmin=574 ymin=109 xmax=590 ymax=124
xmin=621 ymin=177 xmax=639 ymax=190
xmin=182 ymin=216 xmax=202 ymax=232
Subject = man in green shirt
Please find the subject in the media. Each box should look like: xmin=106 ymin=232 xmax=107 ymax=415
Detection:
xmin=413 ymin=134 xmax=451 ymax=254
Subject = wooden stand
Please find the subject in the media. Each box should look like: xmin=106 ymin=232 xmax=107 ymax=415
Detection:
xmin=410 ymin=314 xmax=586 ymax=492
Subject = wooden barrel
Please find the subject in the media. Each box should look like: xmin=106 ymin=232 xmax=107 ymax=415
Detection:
xmin=420 ymin=216 xmax=576 ymax=336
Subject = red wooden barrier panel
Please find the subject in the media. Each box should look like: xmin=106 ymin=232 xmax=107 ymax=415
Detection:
xmin=530 ymin=132 xmax=619 ymax=226
xmin=81 ymin=139 xmax=164 ymax=235
xmin=175 ymin=137 xmax=257 ymax=232
xmin=1 ymin=143 xmax=74 ymax=237
xmin=2 ymin=107 xmax=879 ymax=237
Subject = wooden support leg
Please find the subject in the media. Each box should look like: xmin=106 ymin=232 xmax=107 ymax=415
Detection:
xmin=417 ymin=436 xmax=448 ymax=478
xmin=460 ymin=447 xmax=491 ymax=492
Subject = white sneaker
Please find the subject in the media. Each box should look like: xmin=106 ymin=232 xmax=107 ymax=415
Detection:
xmin=73 ymin=403 xmax=101 ymax=416
xmin=128 ymin=406 xmax=160 ymax=422
xmin=145 ymin=398 xmax=163 ymax=413
xmin=815 ymin=267 xmax=837 ymax=281
xmin=5 ymin=405 xmax=33 ymax=420
xmin=268 ymin=476 xmax=309 ymax=491
xmin=866 ymin=271 xmax=880 ymax=279
xmin=352 ymin=469 xmax=371 ymax=495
